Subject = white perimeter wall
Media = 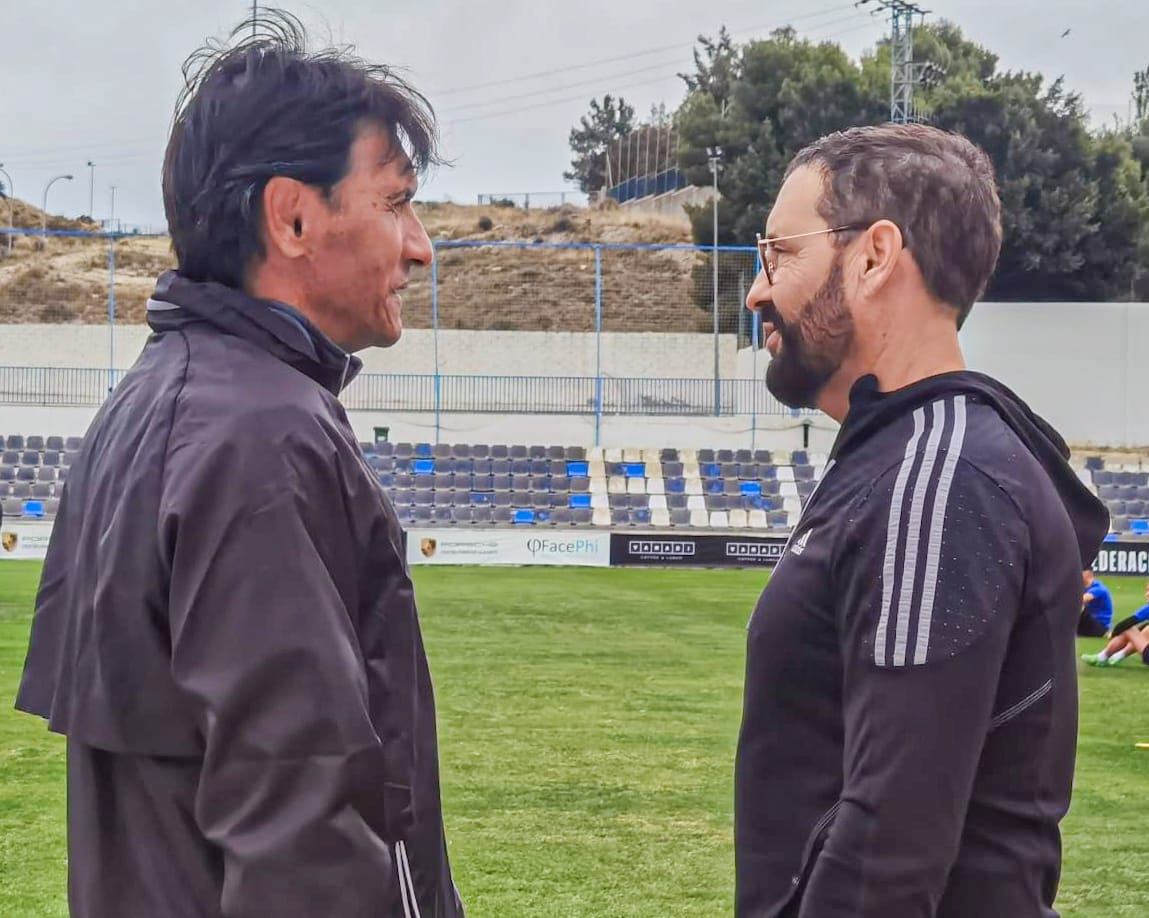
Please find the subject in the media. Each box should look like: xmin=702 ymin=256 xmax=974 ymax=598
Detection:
xmin=2 ymin=301 xmax=1147 ymax=448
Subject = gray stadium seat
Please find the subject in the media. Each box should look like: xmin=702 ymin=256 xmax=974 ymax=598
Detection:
xmin=413 ymin=506 xmax=434 ymax=523
xmin=737 ymin=463 xmax=759 ymax=480
xmin=3 ymin=498 xmax=22 ymax=517
xmin=394 ymin=473 xmax=414 ymax=489
xmin=532 ymin=493 xmax=550 ymax=509
xmin=552 ymin=508 xmax=573 ymax=526
xmin=509 ymin=445 xmax=528 ymax=460
xmin=1125 ymin=501 xmax=1145 ymax=517
xmin=795 ymin=465 xmax=816 ymax=481
xmin=31 ymin=483 xmax=52 ymax=498
xmin=45 ymin=498 xmax=60 ymax=517
xmin=551 ymin=475 xmax=570 ymax=492
xmin=797 ymin=480 xmax=816 ymax=497
xmin=493 ymin=492 xmax=513 ymax=508
xmin=529 ymin=445 xmax=547 ymax=459
xmin=492 ymin=475 xmax=512 ymax=491
xmin=492 ymin=460 xmax=512 ymax=476
xmin=433 ymin=473 xmax=454 ymax=490
xmin=433 ymin=443 xmax=451 ymax=459
xmin=413 ymin=475 xmax=434 ymax=490
xmin=65 ymin=437 xmax=83 ymax=451
xmin=0 ymin=466 xmax=14 ymax=481
xmin=717 ymin=449 xmax=735 ymax=463
xmin=670 ymin=509 xmax=691 ymax=526
xmin=45 ymin=436 xmax=64 ymax=452
xmin=393 ymin=489 xmax=415 ymax=506
xmin=394 ymin=442 xmax=414 ymax=459
xmin=17 ymin=467 xmax=35 ymax=482
xmin=21 ymin=451 xmax=39 ymax=466
xmin=569 ymin=477 xmax=590 ymax=492
xmin=547 ymin=446 xmax=566 ymax=461
xmin=62 ymin=451 xmax=78 ymax=467
xmin=611 ymin=509 xmax=629 ymax=526
xmin=1111 ymin=515 xmax=1130 ymax=533
xmin=6 ymin=436 xmax=25 ymax=450
xmin=452 ymin=507 xmax=474 ymax=524
xmin=490 ymin=444 xmax=509 ymax=460
xmin=26 ymin=436 xmax=45 ymax=451
xmin=768 ymin=511 xmax=790 ymax=529
xmin=565 ymin=446 xmax=587 ymax=461
xmin=707 ymin=495 xmax=730 ymax=511
xmin=471 ymin=458 xmax=492 ymax=476
xmin=433 ymin=507 xmax=453 ymax=524
xmin=697 ymin=449 xmax=715 ymax=463
xmin=451 ymin=443 xmax=472 ymax=459
xmin=792 ymin=450 xmax=810 ymax=465
xmin=472 ymin=475 xmax=495 ymax=492
xmin=1108 ymin=501 xmax=1127 ymax=517
xmin=754 ymin=450 xmax=773 ymax=464
xmin=12 ymin=483 xmax=30 ymax=498
xmin=1 ymin=451 xmax=18 ymax=466
xmin=36 ymin=468 xmax=55 ymax=482
xmin=471 ymin=444 xmax=490 ymax=459
xmin=571 ymin=508 xmax=592 ymax=525
xmin=548 ymin=493 xmax=567 ymax=509
xmin=723 ymin=480 xmax=743 ymax=496
xmin=663 ymin=461 xmax=684 ymax=478
xmin=493 ymin=507 xmax=513 ymax=524
xmin=721 ymin=463 xmax=739 ymax=479
xmin=472 ymin=506 xmax=493 ymax=524
xmin=667 ymin=494 xmax=688 ymax=510
xmin=414 ymin=491 xmax=434 ymax=506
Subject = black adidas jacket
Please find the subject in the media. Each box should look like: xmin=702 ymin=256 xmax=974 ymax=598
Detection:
xmin=735 ymin=371 xmax=1108 ymax=918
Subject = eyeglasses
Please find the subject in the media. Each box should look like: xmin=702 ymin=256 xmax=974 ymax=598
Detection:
xmin=755 ymin=224 xmax=867 ymax=284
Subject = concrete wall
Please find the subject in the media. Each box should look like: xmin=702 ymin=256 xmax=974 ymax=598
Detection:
xmin=0 ymin=325 xmax=739 ymax=380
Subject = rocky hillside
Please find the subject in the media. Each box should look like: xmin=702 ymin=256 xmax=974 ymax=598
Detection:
xmin=0 ymin=198 xmax=720 ymax=332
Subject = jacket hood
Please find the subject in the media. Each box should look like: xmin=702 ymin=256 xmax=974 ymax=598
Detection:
xmin=146 ymin=271 xmax=362 ymax=396
xmin=833 ymin=370 xmax=1110 ymax=568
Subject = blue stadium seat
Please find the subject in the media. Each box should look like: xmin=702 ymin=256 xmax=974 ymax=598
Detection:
xmin=702 ymin=463 xmax=721 ymax=479
xmin=567 ymin=461 xmax=589 ymax=477
xmin=741 ymin=481 xmax=763 ymax=496
xmin=624 ymin=463 xmax=646 ymax=478
xmin=706 ymin=479 xmax=725 ymax=494
xmin=1084 ymin=456 xmax=1104 ymax=471
xmin=791 ymin=450 xmax=810 ymax=466
xmin=1132 ymin=519 xmax=1149 ymax=535
xmin=632 ymin=508 xmax=652 ymax=525
xmin=665 ymin=478 xmax=686 ymax=494
xmin=471 ymin=492 xmax=493 ymax=505
xmin=22 ymin=500 xmax=45 ymax=519
xmin=570 ymin=493 xmax=592 ymax=509
xmin=513 ymin=509 xmax=535 ymax=525
xmin=413 ymin=458 xmax=435 ymax=475
xmin=414 ymin=443 xmax=433 ymax=458
xmin=535 ymin=510 xmax=553 ymax=525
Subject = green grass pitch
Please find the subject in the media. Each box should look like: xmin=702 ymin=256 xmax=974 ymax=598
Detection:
xmin=2 ymin=561 xmax=1148 ymax=916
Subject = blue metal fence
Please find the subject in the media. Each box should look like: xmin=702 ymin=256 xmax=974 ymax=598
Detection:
xmin=0 ymin=367 xmax=797 ymax=417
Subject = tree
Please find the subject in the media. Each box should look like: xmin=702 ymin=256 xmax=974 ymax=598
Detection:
xmin=674 ymin=20 xmax=1149 ymax=306
xmin=564 ymin=94 xmax=636 ymax=194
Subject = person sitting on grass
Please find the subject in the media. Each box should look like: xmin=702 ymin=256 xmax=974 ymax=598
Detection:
xmin=1083 ymin=579 xmax=1149 ymax=666
xmin=1079 ymin=567 xmax=1114 ymax=637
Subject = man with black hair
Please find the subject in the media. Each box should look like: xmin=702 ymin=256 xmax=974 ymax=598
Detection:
xmin=736 ymin=123 xmax=1110 ymax=917
xmin=16 ymin=11 xmax=462 ymax=917
xmin=1079 ymin=567 xmax=1114 ymax=637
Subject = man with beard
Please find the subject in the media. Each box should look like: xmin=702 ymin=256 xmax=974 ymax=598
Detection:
xmin=734 ymin=123 xmax=1109 ymax=917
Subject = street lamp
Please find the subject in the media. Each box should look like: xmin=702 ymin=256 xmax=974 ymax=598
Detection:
xmin=41 ymin=174 xmax=74 ymax=235
xmin=706 ymin=146 xmax=723 ymax=416
xmin=0 ymin=164 xmax=13 ymax=254
xmin=87 ymin=161 xmax=95 ymax=220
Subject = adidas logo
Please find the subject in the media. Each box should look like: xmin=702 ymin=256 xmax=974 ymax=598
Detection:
xmin=791 ymin=528 xmax=813 ymax=556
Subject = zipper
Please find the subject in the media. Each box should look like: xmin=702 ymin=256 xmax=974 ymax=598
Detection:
xmin=789 ymin=801 xmax=842 ymax=890
xmin=989 ymin=679 xmax=1053 ymax=731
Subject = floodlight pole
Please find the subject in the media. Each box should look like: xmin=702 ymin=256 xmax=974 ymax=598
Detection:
xmin=707 ymin=146 xmax=723 ymax=416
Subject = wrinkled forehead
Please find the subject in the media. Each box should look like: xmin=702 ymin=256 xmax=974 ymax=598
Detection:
xmin=765 ymin=164 xmax=828 ymax=238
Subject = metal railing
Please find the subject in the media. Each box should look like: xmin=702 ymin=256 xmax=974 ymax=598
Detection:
xmin=0 ymin=367 xmax=798 ymax=418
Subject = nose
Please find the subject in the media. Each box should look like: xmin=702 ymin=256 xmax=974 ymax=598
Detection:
xmin=746 ymin=268 xmax=773 ymax=314
xmin=403 ymin=208 xmax=434 ymax=267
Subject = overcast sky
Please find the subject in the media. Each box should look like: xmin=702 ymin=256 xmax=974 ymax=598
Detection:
xmin=2 ymin=0 xmax=1145 ymax=228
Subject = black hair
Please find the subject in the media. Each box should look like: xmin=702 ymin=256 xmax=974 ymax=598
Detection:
xmin=162 ymin=8 xmax=442 ymax=289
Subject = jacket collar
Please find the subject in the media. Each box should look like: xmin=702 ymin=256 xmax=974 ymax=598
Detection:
xmin=146 ymin=271 xmax=362 ymax=396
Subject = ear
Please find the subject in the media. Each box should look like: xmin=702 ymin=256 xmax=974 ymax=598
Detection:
xmin=261 ymin=176 xmax=316 ymax=261
xmin=856 ymin=218 xmax=904 ymax=295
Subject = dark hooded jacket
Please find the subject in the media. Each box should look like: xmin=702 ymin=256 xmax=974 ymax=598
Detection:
xmin=735 ymin=371 xmax=1109 ymax=918
xmin=16 ymin=271 xmax=463 ymax=918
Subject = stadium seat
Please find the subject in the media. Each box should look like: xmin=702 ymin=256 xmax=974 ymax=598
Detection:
xmin=648 ymin=495 xmax=668 ymax=511
xmin=510 ymin=445 xmax=528 ymax=460
xmin=697 ymin=449 xmax=715 ymax=463
xmin=723 ymin=480 xmax=742 ymax=496
xmin=748 ymin=510 xmax=769 ymax=529
xmin=470 ymin=444 xmax=490 ymax=459
xmin=65 ymin=436 xmax=83 ymax=452
xmin=16 ymin=467 xmax=34 ymax=482
xmin=670 ymin=509 xmax=691 ymax=527
xmin=376 ymin=442 xmax=395 ymax=457
xmin=608 ymin=476 xmax=626 ymax=494
xmin=1132 ymin=519 xmax=1149 ymax=535
xmin=729 ymin=509 xmax=749 ymax=529
xmin=25 ymin=436 xmax=44 ymax=451
xmin=413 ymin=443 xmax=432 ymax=458
xmin=660 ymin=448 xmax=680 ymax=462
xmin=513 ymin=509 xmax=535 ymax=525
xmin=688 ymin=509 xmax=709 ymax=527
xmin=651 ymin=509 xmax=671 ymax=528
xmin=687 ymin=495 xmax=706 ymax=512
xmin=530 ymin=459 xmax=550 ymax=476
xmin=741 ymin=481 xmax=762 ymax=496
xmin=433 ymin=507 xmax=453 ymax=525
xmin=393 ymin=443 xmax=414 ymax=459
xmin=626 ymin=477 xmax=646 ymax=496
xmin=768 ymin=510 xmax=790 ymax=529
xmin=23 ymin=500 xmax=45 ymax=519
xmin=753 ymin=450 xmax=773 ymax=464
xmin=592 ymin=508 xmax=612 ymax=527
xmin=6 ymin=436 xmax=24 ymax=451
xmin=36 ymin=468 xmax=55 ymax=482
xmin=717 ymin=449 xmax=735 ymax=463
xmin=701 ymin=462 xmax=721 ymax=479
xmin=490 ymin=445 xmax=509 ymax=460
xmin=412 ymin=458 xmax=435 ymax=475
xmin=20 ymin=451 xmax=39 ymax=467
xmin=3 ymin=497 xmax=22 ymax=518
xmin=451 ymin=507 xmax=474 ymax=525
xmin=511 ymin=459 xmax=531 ymax=476
xmin=1125 ymin=501 xmax=1145 ymax=518
xmin=706 ymin=479 xmax=725 ymax=495
xmin=0 ymin=467 xmax=13 ymax=482
xmin=451 ymin=443 xmax=473 ymax=459
xmin=432 ymin=444 xmax=451 ymax=459
xmin=472 ymin=506 xmax=493 ymax=524
xmin=706 ymin=495 xmax=729 ymax=512
xmin=46 ymin=436 xmax=66 ymax=452
xmin=632 ymin=508 xmax=653 ymax=526
xmin=665 ymin=477 xmax=685 ymax=494
xmin=531 ymin=493 xmax=551 ymax=509
xmin=565 ymin=446 xmax=586 ymax=461
xmin=492 ymin=507 xmax=513 ymax=524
